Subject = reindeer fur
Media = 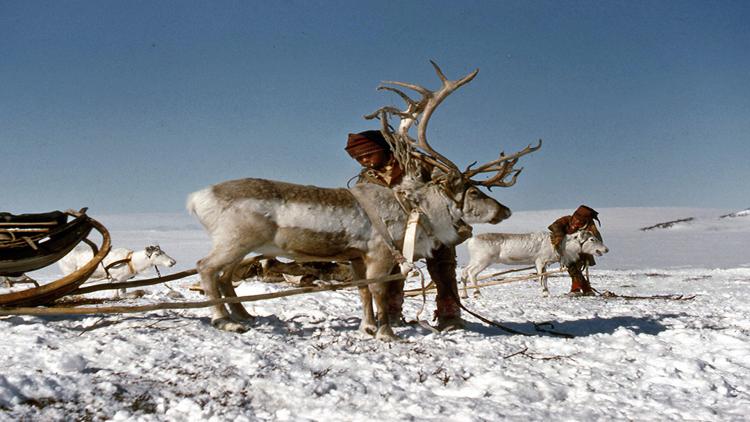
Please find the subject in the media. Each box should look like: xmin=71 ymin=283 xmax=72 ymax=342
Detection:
xmin=59 ymin=245 xmax=177 ymax=285
xmin=188 ymin=177 xmax=509 ymax=340
xmin=462 ymin=230 xmax=609 ymax=296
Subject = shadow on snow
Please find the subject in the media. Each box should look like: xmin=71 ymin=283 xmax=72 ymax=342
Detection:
xmin=464 ymin=314 xmax=681 ymax=338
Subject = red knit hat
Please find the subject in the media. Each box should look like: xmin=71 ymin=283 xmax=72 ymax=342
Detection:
xmin=345 ymin=131 xmax=391 ymax=159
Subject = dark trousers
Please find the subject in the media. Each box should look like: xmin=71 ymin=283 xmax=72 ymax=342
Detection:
xmin=427 ymin=244 xmax=461 ymax=320
xmin=568 ymin=258 xmax=593 ymax=293
xmin=383 ymin=244 xmax=461 ymax=321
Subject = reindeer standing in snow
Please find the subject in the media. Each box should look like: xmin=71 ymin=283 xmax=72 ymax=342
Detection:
xmin=462 ymin=230 xmax=609 ymax=297
xmin=188 ymin=62 xmax=541 ymax=340
xmin=59 ymin=245 xmax=176 ymax=294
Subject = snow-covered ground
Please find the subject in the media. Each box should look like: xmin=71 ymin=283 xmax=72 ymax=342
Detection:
xmin=2 ymin=208 xmax=750 ymax=421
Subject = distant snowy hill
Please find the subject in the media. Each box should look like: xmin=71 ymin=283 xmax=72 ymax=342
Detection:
xmin=720 ymin=208 xmax=750 ymax=218
xmin=639 ymin=217 xmax=694 ymax=231
xmin=640 ymin=207 xmax=750 ymax=228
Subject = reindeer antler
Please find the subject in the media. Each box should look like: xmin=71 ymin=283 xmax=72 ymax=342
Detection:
xmin=404 ymin=61 xmax=477 ymax=175
xmin=366 ymin=61 xmax=477 ymax=175
xmin=463 ymin=140 xmax=542 ymax=188
xmin=366 ymin=61 xmax=540 ymax=187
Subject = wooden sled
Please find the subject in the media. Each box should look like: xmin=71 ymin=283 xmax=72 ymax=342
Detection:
xmin=0 ymin=209 xmax=111 ymax=307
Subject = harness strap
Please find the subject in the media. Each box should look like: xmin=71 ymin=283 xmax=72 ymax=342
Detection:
xmin=393 ymin=189 xmax=436 ymax=239
xmin=104 ymin=251 xmax=135 ymax=280
xmin=348 ymin=188 xmax=406 ymax=265
xmin=401 ymin=209 xmax=421 ymax=263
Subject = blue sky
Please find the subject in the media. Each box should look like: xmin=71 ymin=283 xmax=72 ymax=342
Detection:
xmin=2 ymin=0 xmax=748 ymax=214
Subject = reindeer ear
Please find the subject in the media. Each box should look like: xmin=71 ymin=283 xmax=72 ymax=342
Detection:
xmin=145 ymin=246 xmax=156 ymax=257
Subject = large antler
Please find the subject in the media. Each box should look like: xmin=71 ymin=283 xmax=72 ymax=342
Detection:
xmin=463 ymin=140 xmax=542 ymax=188
xmin=388 ymin=61 xmax=478 ymax=175
xmin=366 ymin=60 xmax=477 ymax=176
xmin=366 ymin=61 xmax=541 ymax=188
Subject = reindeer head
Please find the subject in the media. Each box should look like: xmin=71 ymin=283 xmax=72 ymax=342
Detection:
xmin=365 ymin=61 xmax=541 ymax=229
xmin=571 ymin=231 xmax=609 ymax=257
xmin=145 ymin=245 xmax=177 ymax=267
xmin=570 ymin=229 xmax=609 ymax=256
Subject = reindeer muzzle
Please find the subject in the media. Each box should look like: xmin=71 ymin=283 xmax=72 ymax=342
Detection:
xmin=490 ymin=207 xmax=511 ymax=224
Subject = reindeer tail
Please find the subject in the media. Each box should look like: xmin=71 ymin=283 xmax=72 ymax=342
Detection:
xmin=186 ymin=187 xmax=220 ymax=230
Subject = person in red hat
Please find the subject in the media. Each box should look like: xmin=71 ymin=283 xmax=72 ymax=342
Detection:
xmin=345 ymin=130 xmax=404 ymax=187
xmin=345 ymin=130 xmax=464 ymax=330
xmin=548 ymin=205 xmax=603 ymax=295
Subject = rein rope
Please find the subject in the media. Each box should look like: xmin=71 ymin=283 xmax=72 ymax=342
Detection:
xmin=403 ymin=263 xmax=576 ymax=337
xmin=406 ymin=266 xmax=441 ymax=334
xmin=592 ymin=287 xmax=695 ymax=301
xmin=449 ymin=286 xmax=576 ymax=338
xmin=583 ymin=263 xmax=695 ymax=301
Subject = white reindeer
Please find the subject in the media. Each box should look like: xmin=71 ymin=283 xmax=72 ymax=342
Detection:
xmin=462 ymin=230 xmax=609 ymax=297
xmin=59 ymin=245 xmax=176 ymax=293
xmin=188 ymin=62 xmax=540 ymax=341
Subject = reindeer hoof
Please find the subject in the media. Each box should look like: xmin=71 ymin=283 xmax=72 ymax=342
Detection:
xmin=375 ymin=326 xmax=398 ymax=342
xmin=212 ymin=318 xmax=248 ymax=333
xmin=229 ymin=307 xmax=255 ymax=322
xmin=231 ymin=314 xmax=255 ymax=323
xmin=437 ymin=317 xmax=466 ymax=332
xmin=472 ymin=290 xmax=482 ymax=298
xmin=389 ymin=314 xmax=406 ymax=327
xmin=359 ymin=321 xmax=377 ymax=336
xmin=377 ymin=312 xmax=405 ymax=327
xmin=542 ymin=290 xmax=550 ymax=297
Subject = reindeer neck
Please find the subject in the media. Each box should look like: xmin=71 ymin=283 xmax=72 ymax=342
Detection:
xmin=129 ymin=251 xmax=156 ymax=273
xmin=561 ymin=235 xmax=582 ymax=264
xmin=410 ymin=184 xmax=463 ymax=247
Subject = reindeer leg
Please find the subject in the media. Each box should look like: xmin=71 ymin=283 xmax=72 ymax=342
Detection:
xmin=384 ymin=269 xmax=405 ymax=326
xmin=351 ymin=258 xmax=376 ymax=336
xmin=218 ymin=261 xmax=255 ymax=324
xmin=537 ymin=262 xmax=549 ymax=296
xmin=367 ymin=260 xmax=398 ymax=342
xmin=459 ymin=267 xmax=469 ymax=299
xmin=372 ymin=284 xmax=397 ymax=341
xmin=467 ymin=261 xmax=486 ymax=298
xmin=197 ymin=250 xmax=247 ymax=333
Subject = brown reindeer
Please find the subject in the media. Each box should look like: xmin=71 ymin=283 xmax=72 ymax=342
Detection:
xmin=187 ymin=62 xmax=541 ymax=340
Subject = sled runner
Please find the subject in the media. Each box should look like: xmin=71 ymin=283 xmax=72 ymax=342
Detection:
xmin=0 ymin=209 xmax=111 ymax=307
